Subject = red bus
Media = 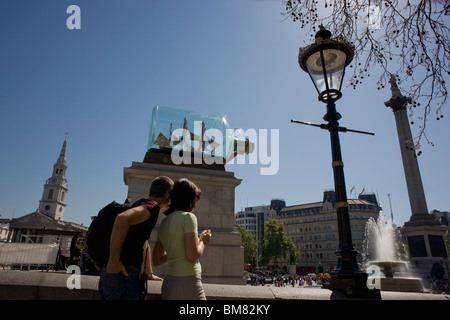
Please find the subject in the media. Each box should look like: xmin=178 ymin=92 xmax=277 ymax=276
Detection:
xmin=296 ymin=266 xmax=316 ymax=276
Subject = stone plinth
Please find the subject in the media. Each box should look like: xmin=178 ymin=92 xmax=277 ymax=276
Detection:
xmin=400 ymin=224 xmax=449 ymax=281
xmin=123 ymin=160 xmax=245 ymax=285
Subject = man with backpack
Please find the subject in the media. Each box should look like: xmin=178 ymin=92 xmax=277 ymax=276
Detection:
xmin=98 ymin=176 xmax=174 ymax=300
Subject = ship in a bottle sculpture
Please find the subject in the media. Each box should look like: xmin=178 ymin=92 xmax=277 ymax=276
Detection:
xmin=144 ymin=106 xmax=254 ymax=170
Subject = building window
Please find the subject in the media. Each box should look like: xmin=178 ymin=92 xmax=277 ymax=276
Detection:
xmin=48 ymin=189 xmax=53 ymax=200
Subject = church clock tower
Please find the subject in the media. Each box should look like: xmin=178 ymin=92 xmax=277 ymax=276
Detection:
xmin=38 ymin=135 xmax=69 ymax=221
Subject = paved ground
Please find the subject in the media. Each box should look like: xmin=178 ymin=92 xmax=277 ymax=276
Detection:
xmin=0 ymin=269 xmax=448 ymax=300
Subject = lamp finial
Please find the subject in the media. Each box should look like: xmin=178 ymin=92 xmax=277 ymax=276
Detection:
xmin=315 ymin=25 xmax=332 ymax=42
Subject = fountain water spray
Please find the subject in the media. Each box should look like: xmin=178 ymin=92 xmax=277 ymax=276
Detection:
xmin=363 ymin=211 xmax=424 ymax=291
xmin=364 ymin=211 xmax=399 ymax=263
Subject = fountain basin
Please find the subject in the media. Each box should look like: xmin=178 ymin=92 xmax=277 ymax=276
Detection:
xmin=367 ymin=260 xmax=408 ymax=278
xmin=379 ymin=277 xmax=424 ymax=292
xmin=367 ymin=261 xmax=423 ymax=292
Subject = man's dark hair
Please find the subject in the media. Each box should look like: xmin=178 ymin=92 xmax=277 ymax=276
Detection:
xmin=149 ymin=176 xmax=174 ymax=198
xmin=165 ymin=178 xmax=201 ymax=215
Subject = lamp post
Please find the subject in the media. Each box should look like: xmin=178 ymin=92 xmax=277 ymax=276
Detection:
xmin=293 ymin=26 xmax=378 ymax=297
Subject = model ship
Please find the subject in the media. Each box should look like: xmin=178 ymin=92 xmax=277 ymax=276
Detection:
xmin=144 ymin=106 xmax=254 ymax=168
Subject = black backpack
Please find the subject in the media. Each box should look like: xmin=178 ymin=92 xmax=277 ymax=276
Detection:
xmin=84 ymin=198 xmax=148 ymax=264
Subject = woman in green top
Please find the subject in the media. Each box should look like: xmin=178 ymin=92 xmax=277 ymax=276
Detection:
xmin=152 ymin=178 xmax=212 ymax=300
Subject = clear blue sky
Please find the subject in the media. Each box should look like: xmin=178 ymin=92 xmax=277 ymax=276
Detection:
xmin=1 ymin=0 xmax=449 ymax=228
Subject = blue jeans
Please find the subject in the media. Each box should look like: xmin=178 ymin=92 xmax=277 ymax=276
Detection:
xmin=98 ymin=265 xmax=141 ymax=300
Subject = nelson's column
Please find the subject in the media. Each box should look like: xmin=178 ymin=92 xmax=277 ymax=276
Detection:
xmin=385 ymin=75 xmax=448 ymax=279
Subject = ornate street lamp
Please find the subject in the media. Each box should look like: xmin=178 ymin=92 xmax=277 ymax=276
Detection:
xmin=293 ymin=26 xmax=378 ymax=297
xmin=298 ymin=27 xmax=353 ymax=104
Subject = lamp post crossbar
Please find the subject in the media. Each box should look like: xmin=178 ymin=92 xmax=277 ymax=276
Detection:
xmin=290 ymin=119 xmax=375 ymax=136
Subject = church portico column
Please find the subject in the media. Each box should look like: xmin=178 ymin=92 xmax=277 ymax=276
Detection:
xmin=6 ymin=228 xmax=13 ymax=242
xmin=14 ymin=229 xmax=22 ymax=243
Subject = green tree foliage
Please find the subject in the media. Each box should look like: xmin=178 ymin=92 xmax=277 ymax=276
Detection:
xmin=234 ymin=226 xmax=258 ymax=264
xmin=396 ymin=241 xmax=409 ymax=261
xmin=259 ymin=219 xmax=299 ymax=266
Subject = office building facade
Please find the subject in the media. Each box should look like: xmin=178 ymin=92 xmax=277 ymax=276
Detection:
xmin=237 ymin=191 xmax=382 ymax=273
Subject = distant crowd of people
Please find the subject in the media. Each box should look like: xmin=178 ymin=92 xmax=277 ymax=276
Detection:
xmin=249 ymin=273 xmax=329 ymax=287
xmin=248 ymin=270 xmax=450 ymax=295
xmin=429 ymin=279 xmax=450 ymax=294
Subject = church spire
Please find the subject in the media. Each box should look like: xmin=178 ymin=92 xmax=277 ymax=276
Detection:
xmin=38 ymin=134 xmax=69 ymax=221
xmin=57 ymin=133 xmax=68 ymax=166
